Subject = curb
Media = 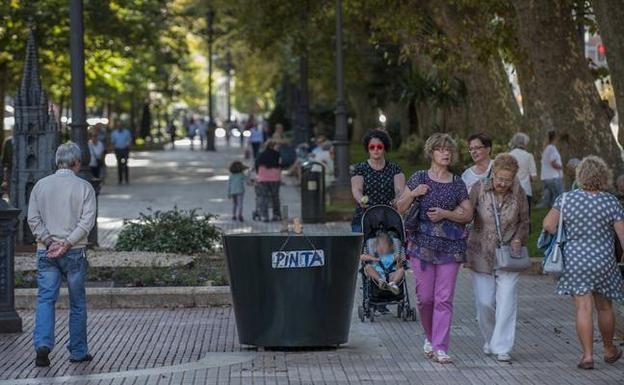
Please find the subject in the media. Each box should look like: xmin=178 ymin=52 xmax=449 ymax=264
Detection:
xmin=15 ymin=286 xmax=231 ymax=310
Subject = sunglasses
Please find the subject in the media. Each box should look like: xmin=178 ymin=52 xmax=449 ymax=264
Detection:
xmin=368 ymin=144 xmax=385 ymax=151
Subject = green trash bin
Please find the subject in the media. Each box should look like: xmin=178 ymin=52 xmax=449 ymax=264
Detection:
xmin=223 ymin=232 xmax=362 ymax=347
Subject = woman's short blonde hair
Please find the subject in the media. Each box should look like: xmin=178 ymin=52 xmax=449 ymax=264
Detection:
xmin=576 ymin=155 xmax=612 ymax=191
xmin=492 ymin=153 xmax=519 ymax=177
xmin=424 ymin=133 xmax=458 ymax=163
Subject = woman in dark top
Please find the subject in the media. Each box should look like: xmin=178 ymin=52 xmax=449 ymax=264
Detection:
xmin=396 ymin=133 xmax=473 ymax=364
xmin=350 ymin=130 xmax=405 ymax=232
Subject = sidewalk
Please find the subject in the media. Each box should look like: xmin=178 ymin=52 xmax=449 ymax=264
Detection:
xmin=97 ymin=137 xmax=349 ymax=249
xmin=2 ymin=272 xmax=623 ymax=384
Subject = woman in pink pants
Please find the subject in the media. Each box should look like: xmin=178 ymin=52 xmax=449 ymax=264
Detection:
xmin=397 ymin=133 xmax=473 ymax=364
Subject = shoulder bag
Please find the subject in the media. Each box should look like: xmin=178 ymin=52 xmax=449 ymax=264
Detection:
xmin=491 ymin=193 xmax=531 ymax=271
xmin=543 ymin=193 xmax=566 ymax=275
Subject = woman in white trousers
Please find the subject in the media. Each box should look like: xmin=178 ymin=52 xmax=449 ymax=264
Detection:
xmin=466 ymin=154 xmax=530 ymax=362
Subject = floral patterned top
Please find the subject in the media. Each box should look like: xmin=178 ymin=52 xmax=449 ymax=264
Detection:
xmin=466 ymin=179 xmax=530 ymax=274
xmin=350 ymin=160 xmax=402 ymax=227
xmin=405 ymin=170 xmax=470 ymax=264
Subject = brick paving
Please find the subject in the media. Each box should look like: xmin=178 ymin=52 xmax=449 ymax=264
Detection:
xmin=2 ymin=272 xmax=624 ymax=384
xmin=4 ymin=139 xmax=624 ymax=384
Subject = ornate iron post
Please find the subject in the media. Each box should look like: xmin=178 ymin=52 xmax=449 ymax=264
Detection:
xmin=206 ymin=8 xmax=216 ymax=151
xmin=0 ymin=200 xmax=22 ymax=333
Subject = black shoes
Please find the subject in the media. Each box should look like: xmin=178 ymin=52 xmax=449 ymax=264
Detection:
xmin=35 ymin=347 xmax=50 ymax=367
xmin=69 ymin=354 xmax=93 ymax=363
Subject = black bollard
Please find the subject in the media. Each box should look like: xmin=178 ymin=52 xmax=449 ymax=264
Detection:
xmin=0 ymin=200 xmax=22 ymax=333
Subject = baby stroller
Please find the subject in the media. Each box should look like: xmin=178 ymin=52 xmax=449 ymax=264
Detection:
xmin=357 ymin=205 xmax=417 ymax=322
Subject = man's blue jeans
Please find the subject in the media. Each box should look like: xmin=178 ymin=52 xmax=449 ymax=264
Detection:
xmin=33 ymin=248 xmax=89 ymax=360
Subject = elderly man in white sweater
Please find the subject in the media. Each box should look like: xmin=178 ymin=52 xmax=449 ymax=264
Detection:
xmin=27 ymin=142 xmax=96 ymax=367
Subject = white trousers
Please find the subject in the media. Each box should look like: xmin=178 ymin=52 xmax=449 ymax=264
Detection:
xmin=471 ymin=271 xmax=519 ymax=355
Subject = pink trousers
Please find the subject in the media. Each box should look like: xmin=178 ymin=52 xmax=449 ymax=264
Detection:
xmin=412 ymin=259 xmax=461 ymax=352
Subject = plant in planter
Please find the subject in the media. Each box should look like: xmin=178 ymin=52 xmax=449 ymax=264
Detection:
xmin=115 ymin=207 xmax=222 ymax=254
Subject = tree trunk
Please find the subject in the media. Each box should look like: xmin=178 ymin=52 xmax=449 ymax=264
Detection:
xmin=593 ymin=0 xmax=624 ymax=146
xmin=348 ymin=91 xmax=376 ymax=143
xmin=511 ymin=0 xmax=622 ymax=171
xmin=428 ymin=3 xmax=525 ymax=139
xmin=0 ymin=64 xmax=7 ymax=147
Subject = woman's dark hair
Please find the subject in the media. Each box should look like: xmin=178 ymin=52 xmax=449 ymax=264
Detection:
xmin=363 ymin=130 xmax=392 ymax=153
xmin=548 ymin=130 xmax=557 ymax=143
xmin=229 ymin=161 xmax=247 ymax=174
xmin=467 ymin=133 xmax=492 ymax=148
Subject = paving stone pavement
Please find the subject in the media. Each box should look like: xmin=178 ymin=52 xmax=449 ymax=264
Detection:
xmin=2 ymin=272 xmax=624 ymax=384
xmin=5 ymin=139 xmax=624 ymax=384
xmin=97 ymin=137 xmax=349 ymax=249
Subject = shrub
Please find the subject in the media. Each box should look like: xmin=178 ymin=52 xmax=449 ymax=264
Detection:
xmin=399 ymin=134 xmax=425 ymax=165
xmin=115 ymin=207 xmax=222 ymax=254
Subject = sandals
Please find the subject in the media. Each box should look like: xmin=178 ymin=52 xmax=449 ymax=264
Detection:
xmin=577 ymin=359 xmax=594 ymax=370
xmin=604 ymin=347 xmax=623 ymax=364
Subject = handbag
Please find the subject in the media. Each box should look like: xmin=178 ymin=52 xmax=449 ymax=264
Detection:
xmin=543 ymin=193 xmax=566 ymax=275
xmin=491 ymin=193 xmax=531 ymax=272
xmin=404 ymin=171 xmax=426 ymax=233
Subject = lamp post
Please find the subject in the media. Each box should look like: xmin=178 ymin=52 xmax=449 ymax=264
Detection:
xmin=69 ymin=0 xmax=89 ymax=171
xmin=70 ymin=0 xmax=100 ymax=245
xmin=226 ymin=51 xmax=232 ymax=124
xmin=205 ymin=8 xmax=216 ymax=151
xmin=331 ymin=0 xmax=351 ymax=201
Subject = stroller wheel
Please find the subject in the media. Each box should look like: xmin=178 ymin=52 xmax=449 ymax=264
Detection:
xmin=369 ymin=309 xmax=375 ymax=322
xmin=401 ymin=307 xmax=409 ymax=322
xmin=410 ymin=307 xmax=418 ymax=322
xmin=397 ymin=304 xmax=404 ymax=318
xmin=358 ymin=306 xmax=365 ymax=322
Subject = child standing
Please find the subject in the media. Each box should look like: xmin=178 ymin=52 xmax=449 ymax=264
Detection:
xmin=228 ymin=161 xmax=248 ymax=221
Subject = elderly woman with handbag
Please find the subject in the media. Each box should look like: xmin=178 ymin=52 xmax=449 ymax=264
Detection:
xmin=396 ymin=133 xmax=473 ymax=364
xmin=466 ymin=154 xmax=530 ymax=363
xmin=543 ymin=156 xmax=624 ymax=370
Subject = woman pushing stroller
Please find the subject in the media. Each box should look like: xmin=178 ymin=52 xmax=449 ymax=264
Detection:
xmin=360 ymin=231 xmax=405 ymax=295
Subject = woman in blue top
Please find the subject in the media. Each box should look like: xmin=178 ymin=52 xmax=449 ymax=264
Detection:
xmin=227 ymin=161 xmax=248 ymax=221
xmin=396 ymin=133 xmax=473 ymax=364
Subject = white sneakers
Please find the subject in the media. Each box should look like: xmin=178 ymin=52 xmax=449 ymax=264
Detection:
xmin=423 ymin=339 xmax=433 ymax=358
xmin=424 ymin=340 xmax=452 ymax=364
xmin=483 ymin=343 xmax=492 ymax=355
xmin=497 ymin=353 xmax=512 ymax=362
xmin=434 ymin=350 xmax=453 ymax=364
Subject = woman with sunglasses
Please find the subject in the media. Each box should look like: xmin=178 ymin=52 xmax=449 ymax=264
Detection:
xmin=462 ymin=133 xmax=494 ymax=193
xmin=396 ymin=133 xmax=473 ymax=364
xmin=350 ymin=130 xmax=405 ymax=233
xmin=466 ymin=154 xmax=529 ymax=363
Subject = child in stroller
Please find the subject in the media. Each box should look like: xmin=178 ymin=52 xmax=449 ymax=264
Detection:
xmin=360 ymin=231 xmax=405 ymax=295
xmin=358 ymin=204 xmax=417 ymax=322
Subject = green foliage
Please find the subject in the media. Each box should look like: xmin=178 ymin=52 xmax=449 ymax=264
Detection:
xmin=115 ymin=207 xmax=222 ymax=254
xmin=399 ymin=134 xmax=425 ymax=165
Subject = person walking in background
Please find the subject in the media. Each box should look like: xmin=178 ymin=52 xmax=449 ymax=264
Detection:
xmin=543 ymin=156 xmax=624 ymax=370
xmin=462 ymin=133 xmax=493 ymax=193
xmin=255 ymin=140 xmax=282 ymax=222
xmin=567 ymin=158 xmax=581 ymax=190
xmin=110 ymin=123 xmax=132 ymax=184
xmin=508 ymin=132 xmax=537 ymax=211
xmin=350 ymin=130 xmax=405 ymax=233
xmin=396 ymin=133 xmax=473 ymax=364
xmin=27 ymin=142 xmax=97 ymax=367
xmin=87 ymin=129 xmax=105 ymax=179
xmin=167 ymin=120 xmax=177 ymax=149
xmin=197 ymin=118 xmax=207 ymax=150
xmin=228 ymin=161 xmax=248 ymax=222
xmin=249 ymin=121 xmax=264 ymax=159
xmin=539 ymin=130 xmax=563 ymax=208
xmin=466 ymin=154 xmax=529 ymax=363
